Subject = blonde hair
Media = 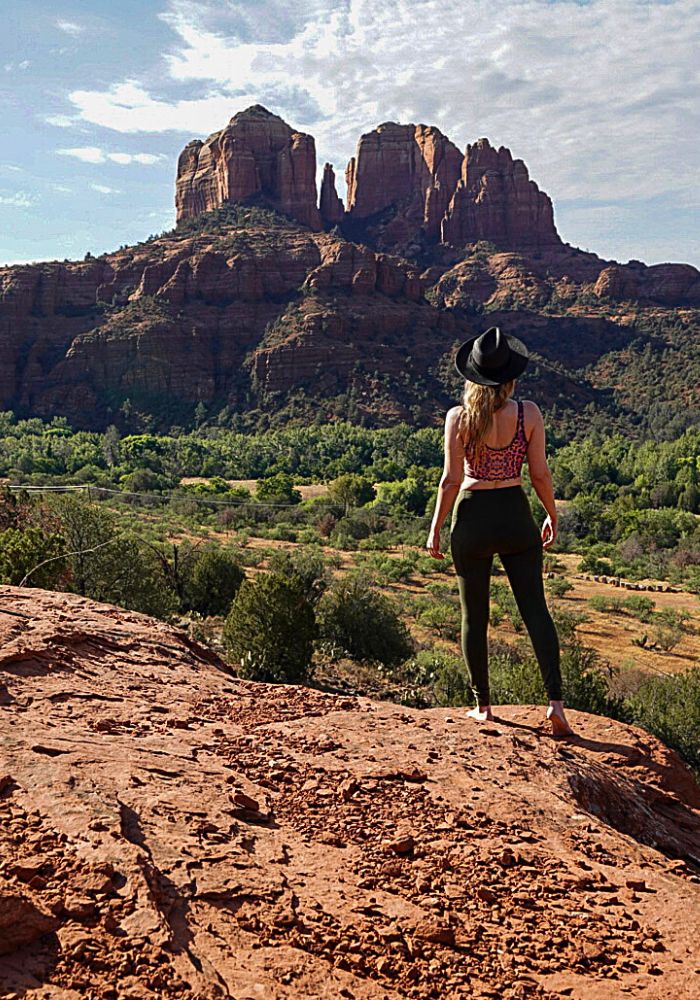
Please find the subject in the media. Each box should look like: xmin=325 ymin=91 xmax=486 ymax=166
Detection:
xmin=458 ymin=379 xmax=516 ymax=462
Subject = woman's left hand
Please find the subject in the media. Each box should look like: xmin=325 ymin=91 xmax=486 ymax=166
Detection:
xmin=426 ymin=528 xmax=444 ymax=559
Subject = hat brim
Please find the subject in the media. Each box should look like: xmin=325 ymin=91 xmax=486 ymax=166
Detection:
xmin=454 ymin=333 xmax=529 ymax=385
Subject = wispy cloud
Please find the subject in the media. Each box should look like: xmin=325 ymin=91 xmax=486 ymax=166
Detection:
xmin=56 ymin=19 xmax=84 ymax=36
xmin=90 ymin=183 xmax=120 ymax=195
xmin=63 ymin=0 xmax=700 ymax=213
xmin=0 ymin=191 xmax=37 ymax=208
xmin=46 ymin=114 xmax=76 ymax=128
xmin=4 ymin=60 xmax=31 ymax=72
xmin=57 ymin=146 xmax=166 ymax=165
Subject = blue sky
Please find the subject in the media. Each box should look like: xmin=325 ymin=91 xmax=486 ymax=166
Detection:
xmin=1 ymin=0 xmax=699 ymax=268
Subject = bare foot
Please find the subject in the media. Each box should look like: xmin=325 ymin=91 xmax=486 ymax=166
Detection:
xmin=547 ymin=702 xmax=574 ymax=737
xmin=467 ymin=705 xmax=494 ymax=722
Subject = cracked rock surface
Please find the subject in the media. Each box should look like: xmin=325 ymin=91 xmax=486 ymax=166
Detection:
xmin=1 ymin=584 xmax=699 ymax=998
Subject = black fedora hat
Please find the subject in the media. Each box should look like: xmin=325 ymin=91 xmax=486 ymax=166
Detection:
xmin=454 ymin=326 xmax=529 ymax=386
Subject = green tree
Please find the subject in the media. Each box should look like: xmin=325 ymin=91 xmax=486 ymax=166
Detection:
xmin=0 ymin=526 xmax=66 ymax=588
xmin=254 ymin=473 xmax=302 ymax=504
xmin=186 ymin=544 xmax=245 ymax=616
xmin=266 ymin=546 xmax=332 ymax=606
xmin=222 ymin=572 xmax=317 ymax=683
xmin=316 ymin=573 xmax=414 ymax=667
xmin=327 ymin=474 xmax=375 ymax=515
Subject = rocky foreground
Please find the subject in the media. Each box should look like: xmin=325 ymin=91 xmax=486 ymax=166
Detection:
xmin=1 ymin=585 xmax=699 ymax=999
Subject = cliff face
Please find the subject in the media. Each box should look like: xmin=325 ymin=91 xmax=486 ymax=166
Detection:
xmin=174 ymin=105 xmax=561 ymax=253
xmin=1 ymin=584 xmax=699 ymax=997
xmin=0 ymin=103 xmax=699 ymax=432
xmin=344 ymin=122 xmax=464 ymax=242
xmin=441 ymin=138 xmax=560 ymax=248
xmin=175 ymin=105 xmax=323 ymax=231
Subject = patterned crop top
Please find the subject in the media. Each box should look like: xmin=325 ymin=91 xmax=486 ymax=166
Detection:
xmin=461 ymin=399 xmax=529 ymax=481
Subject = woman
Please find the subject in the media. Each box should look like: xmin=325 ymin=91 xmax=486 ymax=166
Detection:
xmin=426 ymin=326 xmax=574 ymax=737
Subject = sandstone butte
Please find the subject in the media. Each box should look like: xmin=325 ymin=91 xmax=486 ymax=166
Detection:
xmin=0 ymin=584 xmax=699 ymax=998
xmin=1 ymin=103 xmax=700 ymax=431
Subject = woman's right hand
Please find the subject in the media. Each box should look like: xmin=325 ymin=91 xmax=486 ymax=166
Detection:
xmin=542 ymin=514 xmax=557 ymax=549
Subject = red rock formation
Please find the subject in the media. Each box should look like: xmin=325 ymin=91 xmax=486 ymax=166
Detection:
xmin=441 ymin=138 xmax=561 ymax=248
xmin=1 ymin=583 xmax=700 ymax=996
xmin=345 ymin=122 xmax=463 ymax=240
xmin=594 ymin=265 xmax=640 ymax=301
xmin=175 ymin=105 xmax=322 ymax=231
xmin=319 ymin=163 xmax=344 ymax=225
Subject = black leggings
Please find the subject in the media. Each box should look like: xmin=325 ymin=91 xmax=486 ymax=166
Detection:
xmin=449 ymin=485 xmax=562 ymax=705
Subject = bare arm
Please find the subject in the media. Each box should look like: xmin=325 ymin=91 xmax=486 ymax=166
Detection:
xmin=525 ymin=402 xmax=557 ymax=544
xmin=426 ymin=407 xmax=463 ymax=557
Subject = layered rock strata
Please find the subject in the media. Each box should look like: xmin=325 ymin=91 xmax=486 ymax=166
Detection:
xmin=441 ymin=138 xmax=560 ymax=247
xmin=345 ymin=122 xmax=463 ymax=241
xmin=175 ymin=105 xmax=322 ymax=231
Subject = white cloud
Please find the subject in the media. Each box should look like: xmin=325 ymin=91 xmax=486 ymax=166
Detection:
xmin=4 ymin=60 xmax=30 ymax=72
xmin=58 ymin=146 xmax=105 ymax=164
xmin=63 ymin=0 xmax=700 ymax=215
xmin=0 ymin=191 xmax=37 ymax=207
xmin=46 ymin=114 xmax=76 ymax=128
xmin=56 ymin=19 xmax=84 ymax=36
xmin=91 ymin=183 xmax=120 ymax=194
xmin=57 ymin=146 xmax=166 ymax=165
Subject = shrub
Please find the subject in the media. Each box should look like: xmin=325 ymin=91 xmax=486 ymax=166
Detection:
xmin=186 ymin=545 xmax=245 ymax=616
xmin=0 ymin=526 xmax=66 ymax=588
xmin=587 ymin=595 xmax=624 ymax=614
xmin=651 ymin=624 xmax=683 ymax=652
xmin=398 ymin=649 xmax=471 ymax=707
xmin=416 ymin=601 xmax=461 ymax=639
xmin=626 ymin=668 xmax=700 ymax=772
xmin=619 ymin=595 xmax=656 ymax=622
xmin=578 ymin=554 xmax=615 ymax=575
xmin=488 ymin=636 xmax=623 ymax=717
xmin=545 ymin=577 xmax=574 ymax=599
xmin=490 ymin=580 xmax=524 ymax=632
xmin=222 ymin=572 xmax=317 ymax=683
xmin=316 ymin=574 xmax=414 ymax=667
xmin=489 ymin=643 xmax=547 ymax=705
xmin=266 ymin=546 xmax=332 ymax=605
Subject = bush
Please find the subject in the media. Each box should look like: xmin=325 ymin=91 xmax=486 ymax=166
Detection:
xmin=416 ymin=601 xmax=461 ymax=639
xmin=626 ymin=668 xmax=700 ymax=772
xmin=619 ymin=595 xmax=656 ymax=621
xmin=266 ymin=546 xmax=332 ymax=605
xmin=545 ymin=577 xmax=574 ymax=599
xmin=651 ymin=624 xmax=683 ymax=651
xmin=316 ymin=573 xmax=414 ymax=667
xmin=398 ymin=649 xmax=471 ymax=707
xmin=587 ymin=595 xmax=624 ymax=614
xmin=578 ymin=554 xmax=615 ymax=575
xmin=488 ymin=636 xmax=623 ymax=717
xmin=490 ymin=580 xmax=524 ymax=631
xmin=0 ymin=526 xmax=66 ymax=588
xmin=254 ymin=473 xmax=302 ymax=504
xmin=186 ymin=545 xmax=245 ymax=616
xmin=222 ymin=572 xmax=317 ymax=683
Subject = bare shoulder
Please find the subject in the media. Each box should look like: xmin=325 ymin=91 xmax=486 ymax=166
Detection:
xmin=521 ymin=400 xmax=543 ymax=422
xmin=445 ymin=404 xmax=463 ymax=424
